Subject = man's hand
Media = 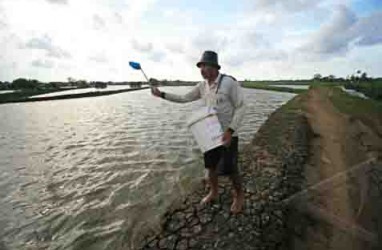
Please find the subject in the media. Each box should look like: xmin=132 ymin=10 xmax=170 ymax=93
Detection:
xmin=222 ymin=130 xmax=232 ymax=146
xmin=151 ymin=86 xmax=161 ymax=97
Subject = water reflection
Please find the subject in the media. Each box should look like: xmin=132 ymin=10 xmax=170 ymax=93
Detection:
xmin=0 ymin=87 xmax=295 ymax=249
xmin=271 ymin=84 xmax=310 ymax=89
xmin=30 ymin=85 xmax=133 ymax=98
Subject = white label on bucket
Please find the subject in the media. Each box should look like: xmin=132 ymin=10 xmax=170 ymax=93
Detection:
xmin=188 ymin=107 xmax=224 ymax=152
xmin=206 ymin=118 xmax=222 ymax=135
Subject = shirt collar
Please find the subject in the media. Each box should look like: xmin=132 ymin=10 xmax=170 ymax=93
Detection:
xmin=206 ymin=73 xmax=222 ymax=87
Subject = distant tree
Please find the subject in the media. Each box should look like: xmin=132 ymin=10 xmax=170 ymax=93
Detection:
xmin=13 ymin=78 xmax=28 ymax=89
xmin=94 ymin=81 xmax=107 ymax=89
xmin=12 ymin=78 xmax=41 ymax=89
xmin=67 ymin=77 xmax=76 ymax=83
xmin=48 ymin=82 xmax=60 ymax=89
xmin=328 ymin=75 xmax=335 ymax=82
xmin=2 ymin=81 xmax=11 ymax=89
xmin=313 ymin=73 xmax=322 ymax=81
xmin=361 ymin=72 xmax=368 ymax=81
xmin=349 ymin=74 xmax=356 ymax=83
xmin=76 ymin=80 xmax=89 ymax=88
xmin=149 ymin=78 xmax=159 ymax=86
xmin=355 ymin=70 xmax=362 ymax=84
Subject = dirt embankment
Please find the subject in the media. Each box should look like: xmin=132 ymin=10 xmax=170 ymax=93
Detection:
xmin=289 ymin=87 xmax=382 ymax=250
xmin=138 ymin=87 xmax=382 ymax=250
xmin=138 ymin=90 xmax=311 ymax=250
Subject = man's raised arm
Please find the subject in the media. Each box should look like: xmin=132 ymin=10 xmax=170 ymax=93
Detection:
xmin=152 ymin=83 xmax=201 ymax=103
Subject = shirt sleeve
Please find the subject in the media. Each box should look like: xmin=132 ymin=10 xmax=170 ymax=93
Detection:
xmin=228 ymin=81 xmax=246 ymax=132
xmin=163 ymin=83 xmax=201 ymax=103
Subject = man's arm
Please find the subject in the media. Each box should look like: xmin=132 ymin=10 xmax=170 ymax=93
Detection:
xmin=227 ymin=81 xmax=246 ymax=133
xmin=152 ymin=83 xmax=201 ymax=103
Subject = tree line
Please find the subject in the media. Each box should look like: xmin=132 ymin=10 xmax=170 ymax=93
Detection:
xmin=312 ymin=71 xmax=381 ymax=100
xmin=312 ymin=71 xmax=379 ymax=83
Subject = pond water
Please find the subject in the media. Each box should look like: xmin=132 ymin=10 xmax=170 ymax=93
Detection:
xmin=0 ymin=87 xmax=295 ymax=250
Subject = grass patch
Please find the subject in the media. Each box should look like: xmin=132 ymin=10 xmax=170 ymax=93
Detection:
xmin=326 ymin=86 xmax=382 ymax=116
xmin=309 ymin=81 xmax=344 ymax=87
xmin=245 ymin=80 xmax=312 ymax=85
xmin=249 ymin=91 xmax=309 ymax=157
xmin=344 ymin=79 xmax=382 ymax=101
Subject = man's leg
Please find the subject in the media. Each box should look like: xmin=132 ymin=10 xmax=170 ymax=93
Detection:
xmin=201 ymin=166 xmax=219 ymax=204
xmin=202 ymin=169 xmax=210 ymax=188
xmin=230 ymin=173 xmax=244 ymax=213
xmin=219 ymin=137 xmax=244 ymax=213
xmin=201 ymin=146 xmax=223 ymax=204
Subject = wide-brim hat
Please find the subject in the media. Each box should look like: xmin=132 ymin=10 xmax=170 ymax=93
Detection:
xmin=196 ymin=50 xmax=221 ymax=70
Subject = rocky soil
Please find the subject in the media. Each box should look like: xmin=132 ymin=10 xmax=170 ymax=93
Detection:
xmin=138 ymin=87 xmax=382 ymax=250
xmin=138 ymin=93 xmax=312 ymax=250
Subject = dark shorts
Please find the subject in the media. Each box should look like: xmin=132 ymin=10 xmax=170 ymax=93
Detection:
xmin=203 ymin=137 xmax=239 ymax=176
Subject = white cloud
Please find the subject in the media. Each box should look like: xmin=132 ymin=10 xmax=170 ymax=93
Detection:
xmin=192 ymin=31 xmax=228 ymax=52
xmin=298 ymin=6 xmax=382 ymax=59
xmin=253 ymin=0 xmax=319 ymax=12
xmin=0 ymin=0 xmax=380 ymax=81
xmin=149 ymin=51 xmax=166 ymax=62
xmin=299 ymin=5 xmax=357 ymax=56
xmin=165 ymin=43 xmax=185 ymax=54
xmin=24 ymin=35 xmax=71 ymax=58
xmin=131 ymin=39 xmax=153 ymax=53
xmin=354 ymin=11 xmax=382 ymax=46
xmin=88 ymin=53 xmax=108 ymax=63
xmin=46 ymin=0 xmax=68 ymax=4
xmin=92 ymin=14 xmax=106 ymax=30
xmin=31 ymin=59 xmax=54 ymax=68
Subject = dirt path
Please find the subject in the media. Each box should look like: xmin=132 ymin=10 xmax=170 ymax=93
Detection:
xmin=300 ymin=87 xmax=382 ymax=250
xmin=139 ymin=87 xmax=381 ymax=250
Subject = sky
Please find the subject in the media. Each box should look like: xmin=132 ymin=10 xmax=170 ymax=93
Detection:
xmin=0 ymin=0 xmax=381 ymax=82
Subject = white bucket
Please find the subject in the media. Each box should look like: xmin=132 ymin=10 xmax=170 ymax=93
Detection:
xmin=187 ymin=107 xmax=224 ymax=153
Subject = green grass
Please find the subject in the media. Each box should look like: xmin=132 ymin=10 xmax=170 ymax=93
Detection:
xmin=241 ymin=82 xmax=308 ymax=94
xmin=309 ymin=81 xmax=344 ymax=87
xmin=244 ymin=80 xmax=312 ymax=85
xmin=344 ymin=79 xmax=382 ymax=101
xmin=325 ymin=86 xmax=382 ymax=116
xmin=243 ymin=80 xmax=346 ymax=86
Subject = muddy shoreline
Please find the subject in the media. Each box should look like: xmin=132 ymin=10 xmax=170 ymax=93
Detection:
xmin=137 ymin=87 xmax=382 ymax=250
xmin=137 ymin=92 xmax=312 ymax=250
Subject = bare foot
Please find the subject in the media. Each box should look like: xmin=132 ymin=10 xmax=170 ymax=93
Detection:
xmin=231 ymin=191 xmax=244 ymax=214
xmin=200 ymin=191 xmax=218 ymax=205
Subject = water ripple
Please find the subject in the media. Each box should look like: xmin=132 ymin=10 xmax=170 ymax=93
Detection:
xmin=0 ymin=87 xmax=295 ymax=249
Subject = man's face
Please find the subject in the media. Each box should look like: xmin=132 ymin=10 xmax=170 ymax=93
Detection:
xmin=199 ymin=63 xmax=218 ymax=80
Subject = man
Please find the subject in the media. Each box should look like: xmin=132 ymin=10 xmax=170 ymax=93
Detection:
xmin=151 ymin=51 xmax=246 ymax=214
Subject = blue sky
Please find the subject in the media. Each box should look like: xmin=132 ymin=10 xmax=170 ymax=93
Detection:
xmin=352 ymin=0 xmax=382 ymax=14
xmin=0 ymin=0 xmax=381 ymax=82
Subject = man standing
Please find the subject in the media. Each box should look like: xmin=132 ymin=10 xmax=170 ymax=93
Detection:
xmin=151 ymin=51 xmax=246 ymax=214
